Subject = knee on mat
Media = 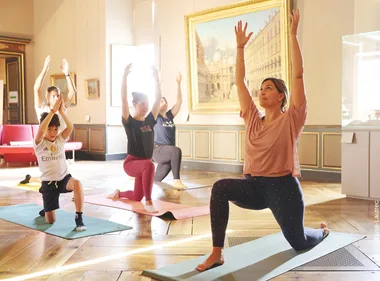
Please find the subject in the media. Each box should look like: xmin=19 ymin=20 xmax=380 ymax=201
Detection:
xmin=291 ymin=243 xmax=307 ymax=251
xmin=286 ymin=238 xmax=307 ymax=251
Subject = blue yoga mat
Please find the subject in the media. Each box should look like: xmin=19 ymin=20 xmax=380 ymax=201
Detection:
xmin=0 ymin=203 xmax=132 ymax=239
xmin=142 ymin=231 xmax=365 ymax=281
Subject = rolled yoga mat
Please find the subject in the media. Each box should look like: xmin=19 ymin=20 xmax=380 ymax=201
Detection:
xmin=142 ymin=231 xmax=365 ymax=281
xmin=0 ymin=203 xmax=132 ymax=239
xmin=84 ymin=194 xmax=209 ymax=219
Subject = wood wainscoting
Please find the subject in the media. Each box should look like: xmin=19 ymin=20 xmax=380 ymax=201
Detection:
xmin=71 ymin=123 xmax=342 ymax=182
xmin=72 ymin=124 xmax=127 ymax=161
xmin=176 ymin=125 xmax=342 ymax=182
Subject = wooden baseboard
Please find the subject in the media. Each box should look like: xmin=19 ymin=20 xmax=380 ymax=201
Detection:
xmin=73 ymin=151 xmax=127 ymax=161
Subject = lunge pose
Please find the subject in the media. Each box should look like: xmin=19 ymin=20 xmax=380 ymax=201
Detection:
xmin=33 ymin=95 xmax=86 ymax=231
xmin=197 ymin=9 xmax=329 ymax=272
xmin=152 ymin=72 xmax=186 ymax=188
xmin=21 ymin=55 xmax=77 ymax=184
xmin=107 ymin=64 xmax=162 ymax=213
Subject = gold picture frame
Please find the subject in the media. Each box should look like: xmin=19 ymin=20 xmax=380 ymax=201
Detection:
xmin=50 ymin=72 xmax=77 ymax=105
xmin=185 ymin=0 xmax=291 ymax=114
xmin=85 ymin=79 xmax=100 ymax=99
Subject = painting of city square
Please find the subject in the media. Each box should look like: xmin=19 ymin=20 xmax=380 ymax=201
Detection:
xmin=186 ymin=0 xmax=290 ymax=113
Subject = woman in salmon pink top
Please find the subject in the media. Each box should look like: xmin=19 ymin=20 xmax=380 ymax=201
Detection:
xmin=197 ymin=9 xmax=330 ymax=272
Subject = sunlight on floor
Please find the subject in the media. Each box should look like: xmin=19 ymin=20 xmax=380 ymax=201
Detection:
xmin=2 ymin=231 xmax=234 ymax=281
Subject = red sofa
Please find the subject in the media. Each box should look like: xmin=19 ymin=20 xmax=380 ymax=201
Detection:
xmin=0 ymin=124 xmax=82 ymax=164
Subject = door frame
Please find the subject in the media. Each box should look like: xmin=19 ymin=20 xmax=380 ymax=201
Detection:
xmin=0 ymin=36 xmax=30 ymax=124
xmin=5 ymin=55 xmax=24 ymax=123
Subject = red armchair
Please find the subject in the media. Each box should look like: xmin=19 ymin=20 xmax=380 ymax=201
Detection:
xmin=0 ymin=124 xmax=82 ymax=164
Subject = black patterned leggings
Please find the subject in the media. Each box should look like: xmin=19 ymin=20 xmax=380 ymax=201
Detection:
xmin=210 ymin=174 xmax=324 ymax=250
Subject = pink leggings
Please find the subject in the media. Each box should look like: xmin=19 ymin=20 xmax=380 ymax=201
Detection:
xmin=119 ymin=155 xmax=155 ymax=201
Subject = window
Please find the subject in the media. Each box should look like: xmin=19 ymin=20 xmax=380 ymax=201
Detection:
xmin=110 ymin=44 xmax=155 ymax=107
xmin=128 ymin=44 xmax=156 ymax=105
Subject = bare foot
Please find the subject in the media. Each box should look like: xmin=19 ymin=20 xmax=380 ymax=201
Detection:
xmin=172 ymin=179 xmax=187 ymax=189
xmin=107 ymin=189 xmax=120 ymax=199
xmin=321 ymin=222 xmax=330 ymax=238
xmin=196 ymin=252 xmax=224 ymax=272
xmin=144 ymin=200 xmax=158 ymax=213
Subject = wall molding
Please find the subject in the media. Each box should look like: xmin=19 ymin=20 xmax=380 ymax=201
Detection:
xmin=176 ymin=124 xmax=342 ymax=181
xmin=73 ymin=124 xmax=107 ymax=160
xmin=298 ymin=132 xmax=320 ymax=168
xmin=321 ymin=132 xmax=342 ymax=169
xmin=211 ymin=130 xmax=238 ymax=161
xmin=71 ymin=123 xmax=342 ymax=183
xmin=194 ymin=130 xmax=210 ymax=160
xmin=176 ymin=130 xmax=192 ymax=158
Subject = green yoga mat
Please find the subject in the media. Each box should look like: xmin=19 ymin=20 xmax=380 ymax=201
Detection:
xmin=143 ymin=231 xmax=365 ymax=281
xmin=0 ymin=203 xmax=132 ymax=239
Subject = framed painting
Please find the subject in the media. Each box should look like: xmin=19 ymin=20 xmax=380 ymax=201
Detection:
xmin=185 ymin=0 xmax=291 ymax=114
xmin=50 ymin=73 xmax=77 ymax=105
xmin=85 ymin=79 xmax=100 ymax=99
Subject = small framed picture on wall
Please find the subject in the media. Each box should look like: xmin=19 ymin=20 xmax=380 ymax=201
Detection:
xmin=85 ymin=79 xmax=100 ymax=99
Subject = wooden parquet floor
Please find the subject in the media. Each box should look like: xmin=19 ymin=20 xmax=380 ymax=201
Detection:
xmin=0 ymin=161 xmax=379 ymax=280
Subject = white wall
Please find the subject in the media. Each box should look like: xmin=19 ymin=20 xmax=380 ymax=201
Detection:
xmin=105 ymin=0 xmax=134 ymax=125
xmin=133 ymin=0 xmax=380 ymax=125
xmin=104 ymin=0 xmax=134 ymax=154
xmin=33 ymin=0 xmax=106 ymax=124
xmin=354 ymin=0 xmax=380 ymax=34
xmin=3 ymin=0 xmax=380 ymax=127
xmin=299 ymin=0 xmax=354 ymax=125
xmin=0 ymin=0 xmax=34 ymax=37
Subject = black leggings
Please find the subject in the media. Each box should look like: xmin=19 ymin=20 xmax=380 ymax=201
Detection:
xmin=210 ymin=174 xmax=324 ymax=250
xmin=152 ymin=144 xmax=182 ymax=181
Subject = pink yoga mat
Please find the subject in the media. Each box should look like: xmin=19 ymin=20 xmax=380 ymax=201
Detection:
xmin=84 ymin=194 xmax=209 ymax=220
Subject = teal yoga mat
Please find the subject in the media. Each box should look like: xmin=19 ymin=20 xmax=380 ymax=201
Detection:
xmin=0 ymin=203 xmax=132 ymax=239
xmin=142 ymin=231 xmax=365 ymax=281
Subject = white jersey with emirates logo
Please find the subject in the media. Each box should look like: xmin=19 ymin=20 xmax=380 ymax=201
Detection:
xmin=33 ymin=135 xmax=68 ymax=181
